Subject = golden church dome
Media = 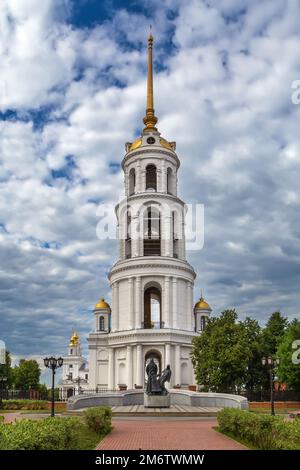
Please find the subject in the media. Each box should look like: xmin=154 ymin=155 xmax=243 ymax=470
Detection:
xmin=69 ymin=331 xmax=79 ymax=346
xmin=94 ymin=298 xmax=110 ymax=309
xmin=194 ymin=297 xmax=212 ymax=310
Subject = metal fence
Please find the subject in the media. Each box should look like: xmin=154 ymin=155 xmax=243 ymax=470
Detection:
xmin=239 ymin=390 xmax=300 ymax=402
xmin=0 ymin=389 xmax=42 ymax=400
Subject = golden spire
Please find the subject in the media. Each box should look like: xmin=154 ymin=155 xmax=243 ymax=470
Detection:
xmin=143 ymin=28 xmax=158 ymax=132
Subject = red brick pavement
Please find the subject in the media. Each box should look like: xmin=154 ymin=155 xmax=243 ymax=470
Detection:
xmin=97 ymin=419 xmax=247 ymax=450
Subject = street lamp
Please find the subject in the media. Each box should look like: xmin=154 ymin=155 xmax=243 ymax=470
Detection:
xmin=44 ymin=356 xmax=63 ymax=417
xmin=0 ymin=376 xmax=7 ymax=408
xmin=262 ymin=356 xmax=279 ymax=416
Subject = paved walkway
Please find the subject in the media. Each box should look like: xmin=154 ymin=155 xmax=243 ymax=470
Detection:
xmin=97 ymin=418 xmax=247 ymax=450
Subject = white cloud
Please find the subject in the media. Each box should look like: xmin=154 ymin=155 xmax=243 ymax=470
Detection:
xmin=1 ymin=0 xmax=300 ymax=359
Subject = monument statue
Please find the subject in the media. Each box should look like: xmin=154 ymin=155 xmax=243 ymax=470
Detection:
xmin=146 ymin=359 xmax=172 ymax=396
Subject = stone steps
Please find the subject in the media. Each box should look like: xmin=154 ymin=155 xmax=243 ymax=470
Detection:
xmin=111 ymin=405 xmax=221 ymax=417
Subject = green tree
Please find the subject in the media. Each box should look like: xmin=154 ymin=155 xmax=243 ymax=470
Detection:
xmin=262 ymin=311 xmax=289 ymax=357
xmin=191 ymin=310 xmax=251 ymax=393
xmin=13 ymin=359 xmax=41 ymax=390
xmin=242 ymin=317 xmax=265 ymax=392
xmin=0 ymin=351 xmax=13 ymax=388
xmin=277 ymin=319 xmax=300 ymax=391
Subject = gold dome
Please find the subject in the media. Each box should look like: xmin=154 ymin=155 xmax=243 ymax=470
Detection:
xmin=194 ymin=297 xmax=212 ymax=310
xmin=128 ymin=138 xmax=142 ymax=152
xmin=160 ymin=137 xmax=176 ymax=151
xmin=94 ymin=298 xmax=110 ymax=309
xmin=69 ymin=331 xmax=79 ymax=346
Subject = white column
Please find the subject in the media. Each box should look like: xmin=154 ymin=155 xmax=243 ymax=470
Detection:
xmin=131 ymin=214 xmax=140 ymax=257
xmin=162 ymin=214 xmax=172 ymax=257
xmin=135 ymin=276 xmax=142 ymax=329
xmin=141 ymin=169 xmax=146 ymax=192
xmin=128 ymin=278 xmax=134 ymax=330
xmin=136 ymin=161 xmax=141 ymax=193
xmin=161 ymin=160 xmax=167 ymax=192
xmin=165 ymin=343 xmax=171 ymax=368
xmin=172 ymin=277 xmax=178 ymax=329
xmin=125 ymin=168 xmax=129 ymax=196
xmin=164 ymin=277 xmax=170 ymax=328
xmin=113 ymin=282 xmax=119 ymax=331
xmin=174 ymin=345 xmax=181 ymax=386
xmin=187 ymin=282 xmax=193 ymax=331
xmin=108 ymin=348 xmax=115 ymax=390
xmin=126 ymin=345 xmax=133 ymax=389
xmin=136 ymin=344 xmax=143 ymax=387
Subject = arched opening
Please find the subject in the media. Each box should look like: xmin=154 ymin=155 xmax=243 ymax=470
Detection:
xmin=143 ymin=205 xmax=161 ymax=256
xmin=125 ymin=211 xmax=131 ymax=259
xmin=146 ymin=164 xmax=157 ymax=191
xmin=67 ymin=388 xmax=74 ymax=398
xmin=167 ymin=167 xmax=173 ymax=194
xmin=99 ymin=316 xmax=105 ymax=331
xmin=145 ymin=350 xmax=162 ymax=378
xmin=201 ymin=316 xmax=207 ymax=331
xmin=172 ymin=211 xmax=179 ymax=258
xmin=129 ymin=168 xmax=135 ymax=195
xmin=143 ymin=286 xmax=162 ymax=329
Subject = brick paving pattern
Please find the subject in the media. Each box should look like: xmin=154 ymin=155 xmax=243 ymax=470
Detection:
xmin=97 ymin=418 xmax=247 ymax=450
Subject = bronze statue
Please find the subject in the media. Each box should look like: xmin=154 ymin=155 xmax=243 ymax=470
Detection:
xmin=146 ymin=359 xmax=172 ymax=395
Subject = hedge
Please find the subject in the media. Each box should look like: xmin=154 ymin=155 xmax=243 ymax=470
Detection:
xmin=217 ymin=408 xmax=300 ymax=450
xmin=0 ymin=400 xmax=48 ymax=410
xmin=83 ymin=407 xmax=112 ymax=435
xmin=0 ymin=407 xmax=112 ymax=450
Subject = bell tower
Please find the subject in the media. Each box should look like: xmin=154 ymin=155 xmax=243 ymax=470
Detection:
xmin=88 ymin=32 xmax=208 ymax=390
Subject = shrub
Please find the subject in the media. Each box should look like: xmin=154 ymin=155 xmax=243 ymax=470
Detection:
xmin=0 ymin=417 xmax=82 ymax=450
xmin=217 ymin=408 xmax=300 ymax=450
xmin=1 ymin=400 xmax=48 ymax=410
xmin=83 ymin=407 xmax=112 ymax=435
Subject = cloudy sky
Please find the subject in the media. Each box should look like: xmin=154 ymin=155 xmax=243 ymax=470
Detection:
xmin=1 ymin=0 xmax=300 ymax=365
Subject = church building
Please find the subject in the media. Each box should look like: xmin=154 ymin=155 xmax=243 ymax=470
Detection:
xmin=88 ymin=33 xmax=212 ymax=390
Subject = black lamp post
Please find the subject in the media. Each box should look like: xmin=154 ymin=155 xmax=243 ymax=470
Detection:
xmin=0 ymin=376 xmax=7 ymax=408
xmin=44 ymin=356 xmax=63 ymax=417
xmin=262 ymin=356 xmax=279 ymax=416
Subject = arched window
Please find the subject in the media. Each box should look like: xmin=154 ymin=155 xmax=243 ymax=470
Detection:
xmin=143 ymin=206 xmax=160 ymax=256
xmin=125 ymin=212 xmax=131 ymax=259
xmin=145 ymin=350 xmax=162 ymax=377
xmin=167 ymin=167 xmax=173 ymax=194
xmin=146 ymin=164 xmax=157 ymax=191
xmin=99 ymin=316 xmax=105 ymax=331
xmin=172 ymin=211 xmax=179 ymax=258
xmin=200 ymin=316 xmax=206 ymax=331
xmin=129 ymin=168 xmax=135 ymax=195
xmin=144 ymin=286 xmax=162 ymax=329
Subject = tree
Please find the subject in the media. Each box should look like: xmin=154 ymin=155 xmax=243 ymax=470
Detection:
xmin=277 ymin=319 xmax=300 ymax=391
xmin=0 ymin=351 xmax=13 ymax=388
xmin=242 ymin=317 xmax=265 ymax=392
xmin=191 ymin=310 xmax=252 ymax=393
xmin=13 ymin=359 xmax=41 ymax=390
xmin=262 ymin=311 xmax=289 ymax=357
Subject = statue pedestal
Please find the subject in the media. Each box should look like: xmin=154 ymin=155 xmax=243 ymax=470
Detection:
xmin=144 ymin=393 xmax=170 ymax=408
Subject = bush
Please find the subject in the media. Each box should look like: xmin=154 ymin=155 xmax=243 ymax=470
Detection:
xmin=1 ymin=400 xmax=48 ymax=410
xmin=0 ymin=417 xmax=82 ymax=450
xmin=217 ymin=408 xmax=300 ymax=450
xmin=83 ymin=407 xmax=112 ymax=435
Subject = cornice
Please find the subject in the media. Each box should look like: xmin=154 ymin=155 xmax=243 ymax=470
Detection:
xmin=108 ymin=257 xmax=196 ymax=280
xmin=122 ymin=148 xmax=180 ymax=169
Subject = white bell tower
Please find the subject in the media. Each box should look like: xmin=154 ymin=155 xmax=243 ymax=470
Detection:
xmin=88 ymin=32 xmax=209 ymax=390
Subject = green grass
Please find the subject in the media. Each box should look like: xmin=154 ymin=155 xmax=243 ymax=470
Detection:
xmin=75 ymin=422 xmax=107 ymax=450
xmin=214 ymin=426 xmax=254 ymax=450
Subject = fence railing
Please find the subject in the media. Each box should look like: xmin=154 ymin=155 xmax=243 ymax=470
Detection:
xmin=0 ymin=389 xmax=42 ymax=400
